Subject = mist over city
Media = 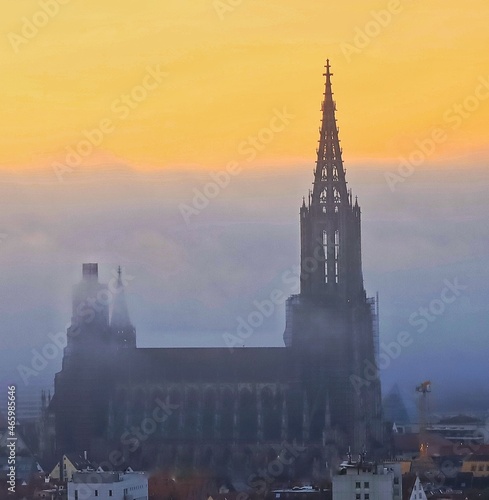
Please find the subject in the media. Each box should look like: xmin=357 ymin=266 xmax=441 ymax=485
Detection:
xmin=1 ymin=161 xmax=488 ymax=413
xmin=2 ymin=1 xmax=489 ymax=498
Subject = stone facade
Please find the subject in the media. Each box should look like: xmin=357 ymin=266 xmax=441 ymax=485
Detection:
xmin=44 ymin=62 xmax=383 ymax=479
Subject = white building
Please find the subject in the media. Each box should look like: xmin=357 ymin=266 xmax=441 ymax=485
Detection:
xmin=402 ymin=474 xmax=427 ymax=500
xmin=333 ymin=460 xmax=402 ymax=500
xmin=395 ymin=415 xmax=489 ymax=445
xmin=67 ymin=471 xmax=148 ymax=500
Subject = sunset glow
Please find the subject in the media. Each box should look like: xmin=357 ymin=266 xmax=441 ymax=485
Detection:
xmin=2 ymin=0 xmax=489 ymax=172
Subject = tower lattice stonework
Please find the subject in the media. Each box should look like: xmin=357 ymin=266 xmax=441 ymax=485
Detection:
xmin=44 ymin=61 xmax=383 ymax=475
xmin=284 ymin=60 xmax=383 ymax=452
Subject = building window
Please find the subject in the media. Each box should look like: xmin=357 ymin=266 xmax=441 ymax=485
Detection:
xmin=364 ymin=482 xmax=369 ymax=489
xmin=355 ymin=482 xmax=361 ymax=489
xmin=471 ymin=465 xmax=476 ymax=471
xmin=322 ymin=230 xmax=328 ymax=283
xmin=479 ymin=465 xmax=484 ymax=471
xmin=356 ymin=494 xmax=361 ymax=499
xmin=365 ymin=494 xmax=369 ymax=500
xmin=109 ymin=491 xmax=113 ymax=496
xmin=334 ymin=229 xmax=339 ymax=283
xmin=74 ymin=492 xmax=78 ymax=500
xmin=95 ymin=491 xmax=98 ymax=497
xmin=394 ymin=477 xmax=399 ymax=484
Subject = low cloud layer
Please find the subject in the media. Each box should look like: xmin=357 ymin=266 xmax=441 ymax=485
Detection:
xmin=1 ymin=160 xmax=488 ymax=415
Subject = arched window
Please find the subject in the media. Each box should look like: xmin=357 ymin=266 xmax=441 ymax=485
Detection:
xmin=262 ymin=388 xmax=281 ymax=441
xmin=220 ymin=389 xmax=234 ymax=440
xmin=238 ymin=389 xmax=257 ymax=441
xmin=185 ymin=388 xmax=199 ymax=438
xmin=202 ymin=389 xmax=216 ymax=439
xmin=166 ymin=389 xmax=181 ymax=437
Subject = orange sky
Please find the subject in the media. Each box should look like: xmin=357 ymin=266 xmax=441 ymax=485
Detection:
xmin=2 ymin=0 xmax=489 ymax=173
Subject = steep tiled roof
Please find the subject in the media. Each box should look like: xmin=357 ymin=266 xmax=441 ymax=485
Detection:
xmin=402 ymin=473 xmax=418 ymax=500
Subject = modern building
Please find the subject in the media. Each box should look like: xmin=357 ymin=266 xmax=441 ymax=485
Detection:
xmin=67 ymin=471 xmax=148 ymax=500
xmin=44 ymin=61 xmax=382 ymax=475
xmin=426 ymin=415 xmax=489 ymax=445
xmin=393 ymin=415 xmax=489 ymax=446
xmin=332 ymin=458 xmax=402 ymax=500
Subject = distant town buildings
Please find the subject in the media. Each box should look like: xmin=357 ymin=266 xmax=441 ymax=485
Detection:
xmin=67 ymin=471 xmax=148 ymax=500
xmin=49 ymin=453 xmax=95 ymax=482
xmin=461 ymin=454 xmax=489 ymax=478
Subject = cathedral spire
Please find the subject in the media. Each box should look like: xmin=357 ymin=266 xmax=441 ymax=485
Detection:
xmin=298 ymin=60 xmax=364 ymax=301
xmin=110 ymin=266 xmax=136 ymax=348
xmin=312 ymin=59 xmax=348 ymax=213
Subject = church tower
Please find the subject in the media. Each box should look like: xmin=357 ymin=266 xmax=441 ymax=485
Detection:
xmin=299 ymin=60 xmax=363 ymax=302
xmin=284 ymin=61 xmax=382 ymax=453
xmin=53 ymin=264 xmax=136 ymax=455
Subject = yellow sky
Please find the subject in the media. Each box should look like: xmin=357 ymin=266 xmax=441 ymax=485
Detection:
xmin=1 ymin=0 xmax=489 ymax=172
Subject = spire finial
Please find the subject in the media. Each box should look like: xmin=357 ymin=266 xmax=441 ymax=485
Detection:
xmin=324 ymin=59 xmax=333 ymax=79
xmin=117 ymin=265 xmax=121 ymax=279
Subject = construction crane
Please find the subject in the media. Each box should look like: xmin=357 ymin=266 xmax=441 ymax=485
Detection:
xmin=416 ymin=381 xmax=431 ymax=457
xmin=416 ymin=380 xmax=431 ymax=395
